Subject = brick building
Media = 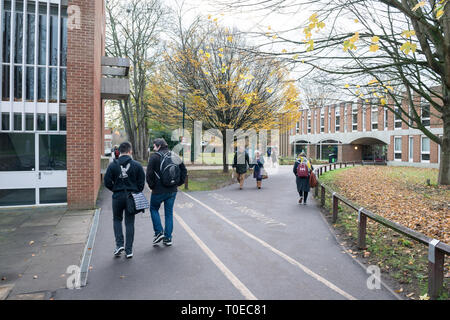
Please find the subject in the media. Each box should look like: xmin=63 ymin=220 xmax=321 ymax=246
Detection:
xmin=0 ymin=0 xmax=129 ymax=208
xmin=283 ymin=96 xmax=443 ymax=168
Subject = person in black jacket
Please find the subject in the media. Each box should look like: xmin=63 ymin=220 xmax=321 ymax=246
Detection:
xmin=104 ymin=142 xmax=145 ymax=259
xmin=232 ymin=146 xmax=250 ymax=190
xmin=146 ymin=138 xmax=187 ymax=246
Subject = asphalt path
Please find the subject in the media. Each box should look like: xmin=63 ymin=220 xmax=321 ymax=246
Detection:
xmin=54 ymin=165 xmax=397 ymax=300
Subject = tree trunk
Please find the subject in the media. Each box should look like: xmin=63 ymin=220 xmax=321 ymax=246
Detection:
xmin=222 ymin=130 xmax=229 ymax=173
xmin=438 ymin=93 xmax=450 ymax=185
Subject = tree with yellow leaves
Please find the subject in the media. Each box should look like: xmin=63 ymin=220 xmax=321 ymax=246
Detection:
xmin=218 ymin=0 xmax=450 ymax=185
xmin=164 ymin=17 xmax=300 ymax=172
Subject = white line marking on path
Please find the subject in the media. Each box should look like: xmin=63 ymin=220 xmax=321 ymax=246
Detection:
xmin=182 ymin=192 xmax=357 ymax=300
xmin=174 ymin=212 xmax=258 ymax=300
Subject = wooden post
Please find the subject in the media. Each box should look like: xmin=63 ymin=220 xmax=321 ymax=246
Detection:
xmin=321 ymin=185 xmax=325 ymax=207
xmin=320 ymin=167 xmax=323 ymax=176
xmin=428 ymin=240 xmax=445 ymax=300
xmin=345 ymin=163 xmax=347 ymax=168
xmin=324 ymin=166 xmax=327 ymax=173
xmin=184 ymin=174 xmax=189 ymax=190
xmin=334 ymin=163 xmax=336 ymax=170
xmin=358 ymin=208 xmax=367 ymax=249
xmin=315 ymin=180 xmax=319 ymax=198
xmin=332 ymin=193 xmax=338 ymax=223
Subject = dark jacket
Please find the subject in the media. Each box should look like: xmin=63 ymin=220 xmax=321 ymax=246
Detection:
xmin=232 ymin=151 xmax=250 ymax=174
xmin=293 ymin=158 xmax=314 ymax=177
xmin=146 ymin=147 xmax=187 ymax=194
xmin=104 ymin=155 xmax=145 ymax=198
xmin=252 ymin=157 xmax=264 ymax=179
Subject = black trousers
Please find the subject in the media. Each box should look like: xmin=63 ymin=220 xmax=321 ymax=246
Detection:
xmin=112 ymin=192 xmax=135 ymax=254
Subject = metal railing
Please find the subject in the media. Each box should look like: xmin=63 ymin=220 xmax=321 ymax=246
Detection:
xmin=314 ymin=162 xmax=450 ymax=300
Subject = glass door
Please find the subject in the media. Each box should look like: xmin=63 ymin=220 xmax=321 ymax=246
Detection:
xmin=37 ymin=133 xmax=67 ymax=204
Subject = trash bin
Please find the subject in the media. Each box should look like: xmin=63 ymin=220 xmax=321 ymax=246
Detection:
xmin=328 ymin=153 xmax=336 ymax=163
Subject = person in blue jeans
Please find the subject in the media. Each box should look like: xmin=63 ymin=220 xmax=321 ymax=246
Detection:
xmin=146 ymin=138 xmax=187 ymax=246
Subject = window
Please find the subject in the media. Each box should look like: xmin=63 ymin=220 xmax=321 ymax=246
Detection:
xmin=14 ymin=113 xmax=22 ymax=131
xmin=14 ymin=11 xmax=23 ymax=64
xmin=40 ymin=188 xmax=67 ymax=204
xmin=39 ymin=135 xmax=67 ymax=170
xmin=352 ymin=103 xmax=358 ymax=131
xmin=0 ymin=133 xmax=35 ymax=171
xmin=49 ymin=68 xmax=57 ymax=102
xmin=38 ymin=67 xmax=46 ymax=102
xmin=48 ymin=114 xmax=57 ymax=131
xmin=2 ymin=65 xmax=10 ymax=101
xmin=1 ymin=113 xmax=10 ymax=131
xmin=328 ymin=108 xmax=331 ymax=132
xmin=25 ymin=113 xmax=34 ymax=131
xmin=344 ymin=106 xmax=347 ymax=132
xmin=394 ymin=107 xmax=402 ymax=129
xmin=421 ymin=136 xmax=430 ymax=162
xmin=384 ymin=109 xmax=388 ymax=129
xmin=38 ymin=7 xmax=47 ymax=66
xmin=394 ymin=137 xmax=402 ymax=161
xmin=0 ymin=189 xmax=35 ymax=206
xmin=296 ymin=121 xmax=300 ymax=134
xmin=335 ymin=108 xmax=340 ymax=132
xmin=421 ymin=99 xmax=430 ymax=127
xmin=26 ymin=10 xmax=35 ymax=64
xmin=37 ymin=113 xmax=46 ymax=131
xmin=307 ymin=113 xmax=311 ymax=133
xmin=371 ymin=107 xmax=378 ymax=130
xmin=409 ymin=136 xmax=413 ymax=162
xmin=2 ymin=10 xmax=11 ymax=62
xmin=26 ymin=67 xmax=35 ymax=101
xmin=362 ymin=102 xmax=366 ymax=131
xmin=59 ymin=105 xmax=66 ymax=131
xmin=14 ymin=66 xmax=22 ymax=101
xmin=320 ymin=109 xmax=324 ymax=133
xmin=60 ymin=69 xmax=67 ymax=103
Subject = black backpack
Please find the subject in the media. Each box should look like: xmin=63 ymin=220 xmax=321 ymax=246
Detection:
xmin=155 ymin=151 xmax=181 ymax=187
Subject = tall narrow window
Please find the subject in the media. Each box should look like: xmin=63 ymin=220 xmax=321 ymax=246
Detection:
xmin=394 ymin=137 xmax=402 ymax=161
xmin=14 ymin=66 xmax=22 ymax=101
xmin=394 ymin=107 xmax=402 ymax=129
xmin=37 ymin=113 xmax=46 ymax=131
xmin=38 ymin=67 xmax=46 ymax=101
xmin=344 ymin=106 xmax=347 ymax=132
xmin=2 ymin=65 xmax=10 ymax=101
xmin=38 ymin=8 xmax=47 ymax=66
xmin=14 ymin=12 xmax=23 ymax=64
xmin=49 ymin=68 xmax=57 ymax=102
xmin=371 ymin=107 xmax=378 ymax=130
xmin=296 ymin=121 xmax=299 ymax=134
xmin=26 ymin=11 xmax=36 ymax=64
xmin=328 ymin=108 xmax=331 ymax=132
xmin=335 ymin=108 xmax=340 ymax=132
xmin=1 ymin=113 xmax=10 ymax=131
xmin=320 ymin=109 xmax=324 ymax=133
xmin=384 ymin=109 xmax=388 ymax=129
xmin=25 ymin=113 xmax=34 ymax=131
xmin=307 ymin=113 xmax=311 ymax=133
xmin=421 ymin=98 xmax=430 ymax=127
xmin=14 ymin=113 xmax=22 ymax=131
xmin=49 ymin=13 xmax=58 ymax=66
xmin=60 ymin=16 xmax=67 ymax=66
xmin=352 ymin=103 xmax=358 ymax=131
xmin=409 ymin=136 xmax=413 ymax=162
xmin=26 ymin=67 xmax=34 ymax=101
xmin=421 ymin=136 xmax=430 ymax=162
xmin=60 ymin=68 xmax=66 ymax=102
xmin=3 ymin=10 xmax=11 ymax=62
xmin=362 ymin=103 xmax=366 ymax=131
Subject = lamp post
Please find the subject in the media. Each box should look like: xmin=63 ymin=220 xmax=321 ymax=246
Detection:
xmin=180 ymin=89 xmax=188 ymax=162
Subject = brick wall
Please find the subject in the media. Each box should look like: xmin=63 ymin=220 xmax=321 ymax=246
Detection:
xmin=324 ymin=106 xmax=329 ymax=133
xmin=357 ymin=101 xmax=363 ymax=131
xmin=413 ymin=135 xmax=421 ymax=162
xmin=341 ymin=144 xmax=362 ymax=162
xmin=330 ymin=105 xmax=336 ymax=133
xmin=388 ymin=135 xmax=394 ymax=161
xmin=67 ymin=0 xmax=105 ymax=209
xmin=401 ymin=135 xmax=408 ymax=162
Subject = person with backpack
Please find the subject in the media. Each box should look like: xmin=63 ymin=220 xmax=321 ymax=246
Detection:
xmin=232 ymin=146 xmax=250 ymax=190
xmin=113 ymin=146 xmax=120 ymax=160
xmin=252 ymin=150 xmax=265 ymax=189
xmin=293 ymin=152 xmax=314 ymax=205
xmin=146 ymin=138 xmax=187 ymax=246
xmin=104 ymin=142 xmax=145 ymax=259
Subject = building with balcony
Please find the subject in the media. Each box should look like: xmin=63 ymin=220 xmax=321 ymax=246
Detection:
xmin=0 ymin=0 xmax=129 ymax=208
xmin=283 ymin=95 xmax=443 ymax=168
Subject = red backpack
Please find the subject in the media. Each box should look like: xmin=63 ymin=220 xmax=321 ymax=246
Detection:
xmin=296 ymin=160 xmax=309 ymax=178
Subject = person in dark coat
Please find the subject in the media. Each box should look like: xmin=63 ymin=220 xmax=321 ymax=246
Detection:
xmin=146 ymin=138 xmax=187 ymax=246
xmin=104 ymin=142 xmax=145 ymax=259
xmin=232 ymin=146 xmax=250 ymax=190
xmin=252 ymin=150 xmax=265 ymax=189
xmin=293 ymin=152 xmax=314 ymax=205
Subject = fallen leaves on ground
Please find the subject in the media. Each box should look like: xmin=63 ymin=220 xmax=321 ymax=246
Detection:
xmin=332 ymin=167 xmax=450 ymax=244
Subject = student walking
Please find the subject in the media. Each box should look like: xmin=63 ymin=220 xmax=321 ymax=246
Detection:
xmin=146 ymin=138 xmax=187 ymax=246
xmin=293 ymin=152 xmax=314 ymax=205
xmin=104 ymin=142 xmax=145 ymax=259
xmin=252 ymin=150 xmax=265 ymax=189
xmin=232 ymin=146 xmax=250 ymax=190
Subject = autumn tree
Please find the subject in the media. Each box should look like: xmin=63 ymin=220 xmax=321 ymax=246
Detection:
xmin=216 ymin=0 xmax=450 ymax=185
xmin=105 ymin=0 xmax=169 ymax=161
xmin=163 ymin=15 xmax=301 ymax=171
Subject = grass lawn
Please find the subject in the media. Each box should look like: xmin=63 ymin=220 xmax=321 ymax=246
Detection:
xmin=318 ymin=166 xmax=449 ymax=300
xmin=183 ymin=169 xmax=250 ymax=192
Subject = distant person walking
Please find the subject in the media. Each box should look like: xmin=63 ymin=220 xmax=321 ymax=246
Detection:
xmin=293 ymin=152 xmax=314 ymax=205
xmin=271 ymin=147 xmax=278 ymax=167
xmin=113 ymin=145 xmax=120 ymax=160
xmin=232 ymin=146 xmax=250 ymax=190
xmin=104 ymin=142 xmax=145 ymax=259
xmin=252 ymin=150 xmax=265 ymax=189
xmin=146 ymin=138 xmax=187 ymax=246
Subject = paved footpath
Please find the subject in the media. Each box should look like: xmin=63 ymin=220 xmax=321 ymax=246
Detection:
xmin=54 ymin=165 xmax=398 ymax=300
